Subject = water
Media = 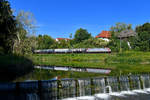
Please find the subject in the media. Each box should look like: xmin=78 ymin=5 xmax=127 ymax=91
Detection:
xmin=1 ymin=74 xmax=150 ymax=100
xmin=34 ymin=66 xmax=111 ymax=74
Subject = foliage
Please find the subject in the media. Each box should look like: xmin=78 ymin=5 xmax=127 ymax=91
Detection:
xmin=50 ymin=39 xmax=71 ymax=49
xmin=128 ymin=23 xmax=150 ymax=51
xmin=73 ymin=38 xmax=108 ymax=48
xmin=0 ymin=0 xmax=17 ymax=54
xmin=74 ymin=28 xmax=91 ymax=43
xmin=110 ymin=22 xmax=132 ymax=37
xmin=108 ymin=39 xmax=129 ymax=52
xmin=13 ymin=11 xmax=37 ymax=55
xmin=108 ymin=23 xmax=132 ymax=52
xmin=130 ymin=31 xmax=150 ymax=51
xmin=37 ymin=35 xmax=55 ymax=49
xmin=136 ymin=23 xmax=150 ymax=33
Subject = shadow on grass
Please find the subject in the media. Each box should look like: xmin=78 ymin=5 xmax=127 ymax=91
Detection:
xmin=0 ymin=55 xmax=34 ymax=82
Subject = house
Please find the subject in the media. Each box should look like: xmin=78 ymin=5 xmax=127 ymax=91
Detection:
xmin=55 ymin=38 xmax=70 ymax=42
xmin=117 ymin=29 xmax=137 ymax=49
xmin=96 ymin=31 xmax=111 ymax=42
xmin=117 ymin=29 xmax=137 ymax=40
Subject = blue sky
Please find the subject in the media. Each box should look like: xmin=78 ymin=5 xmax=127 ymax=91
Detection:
xmin=9 ymin=0 xmax=150 ymax=38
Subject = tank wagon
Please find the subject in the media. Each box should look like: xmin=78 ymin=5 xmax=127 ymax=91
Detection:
xmin=86 ymin=48 xmax=111 ymax=53
xmin=34 ymin=48 xmax=111 ymax=54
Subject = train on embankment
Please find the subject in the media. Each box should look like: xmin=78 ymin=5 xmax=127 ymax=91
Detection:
xmin=34 ymin=48 xmax=111 ymax=54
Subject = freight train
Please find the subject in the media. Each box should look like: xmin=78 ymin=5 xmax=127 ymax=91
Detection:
xmin=34 ymin=48 xmax=111 ymax=54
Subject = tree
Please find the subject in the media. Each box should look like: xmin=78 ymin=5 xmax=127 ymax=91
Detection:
xmin=0 ymin=0 xmax=17 ymax=54
xmin=74 ymin=28 xmax=91 ymax=43
xmin=13 ymin=11 xmax=37 ymax=55
xmin=37 ymin=35 xmax=55 ymax=49
xmin=130 ymin=23 xmax=150 ymax=51
xmin=129 ymin=23 xmax=150 ymax=51
xmin=136 ymin=23 xmax=150 ymax=33
xmin=136 ymin=31 xmax=150 ymax=51
xmin=109 ymin=23 xmax=132 ymax=52
xmin=110 ymin=23 xmax=132 ymax=37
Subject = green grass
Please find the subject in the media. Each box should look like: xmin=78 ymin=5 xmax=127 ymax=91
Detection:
xmin=30 ymin=51 xmax=150 ymax=76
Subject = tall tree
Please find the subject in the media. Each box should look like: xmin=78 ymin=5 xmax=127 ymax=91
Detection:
xmin=0 ymin=0 xmax=17 ymax=54
xmin=74 ymin=28 xmax=91 ymax=43
xmin=13 ymin=11 xmax=37 ymax=55
xmin=131 ymin=23 xmax=150 ymax=51
xmin=136 ymin=23 xmax=150 ymax=33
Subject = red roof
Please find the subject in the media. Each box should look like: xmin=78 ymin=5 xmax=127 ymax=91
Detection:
xmin=96 ymin=31 xmax=111 ymax=38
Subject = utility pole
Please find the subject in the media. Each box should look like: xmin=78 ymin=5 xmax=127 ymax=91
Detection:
xmin=120 ymin=37 xmax=122 ymax=52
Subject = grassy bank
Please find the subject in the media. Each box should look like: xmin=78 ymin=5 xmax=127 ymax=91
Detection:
xmin=31 ymin=51 xmax=150 ymax=76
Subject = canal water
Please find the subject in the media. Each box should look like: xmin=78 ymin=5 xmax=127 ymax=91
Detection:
xmin=1 ymin=74 xmax=150 ymax=100
xmin=34 ymin=66 xmax=111 ymax=74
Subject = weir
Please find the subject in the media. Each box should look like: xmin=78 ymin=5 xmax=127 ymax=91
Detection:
xmin=1 ymin=74 xmax=150 ymax=100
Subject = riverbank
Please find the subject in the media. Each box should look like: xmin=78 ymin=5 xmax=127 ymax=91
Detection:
xmin=0 ymin=55 xmax=34 ymax=82
xmin=31 ymin=51 xmax=150 ymax=76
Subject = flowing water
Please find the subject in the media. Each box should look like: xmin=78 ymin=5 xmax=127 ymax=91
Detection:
xmin=1 ymin=74 xmax=150 ymax=100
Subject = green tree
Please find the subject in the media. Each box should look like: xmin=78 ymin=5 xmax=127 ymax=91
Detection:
xmin=0 ymin=0 xmax=17 ymax=54
xmin=136 ymin=23 xmax=150 ymax=33
xmin=37 ymin=35 xmax=55 ymax=49
xmin=130 ymin=31 xmax=150 ymax=51
xmin=74 ymin=28 xmax=91 ymax=43
xmin=130 ymin=22 xmax=150 ymax=51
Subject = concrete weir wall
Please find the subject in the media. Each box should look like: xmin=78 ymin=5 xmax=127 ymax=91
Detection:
xmin=0 ymin=74 xmax=150 ymax=100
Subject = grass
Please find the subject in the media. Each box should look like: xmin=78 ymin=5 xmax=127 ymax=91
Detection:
xmin=14 ymin=51 xmax=150 ymax=81
xmin=31 ymin=51 xmax=150 ymax=74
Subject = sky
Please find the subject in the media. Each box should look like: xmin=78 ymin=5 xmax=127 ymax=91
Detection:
xmin=9 ymin=0 xmax=150 ymax=38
